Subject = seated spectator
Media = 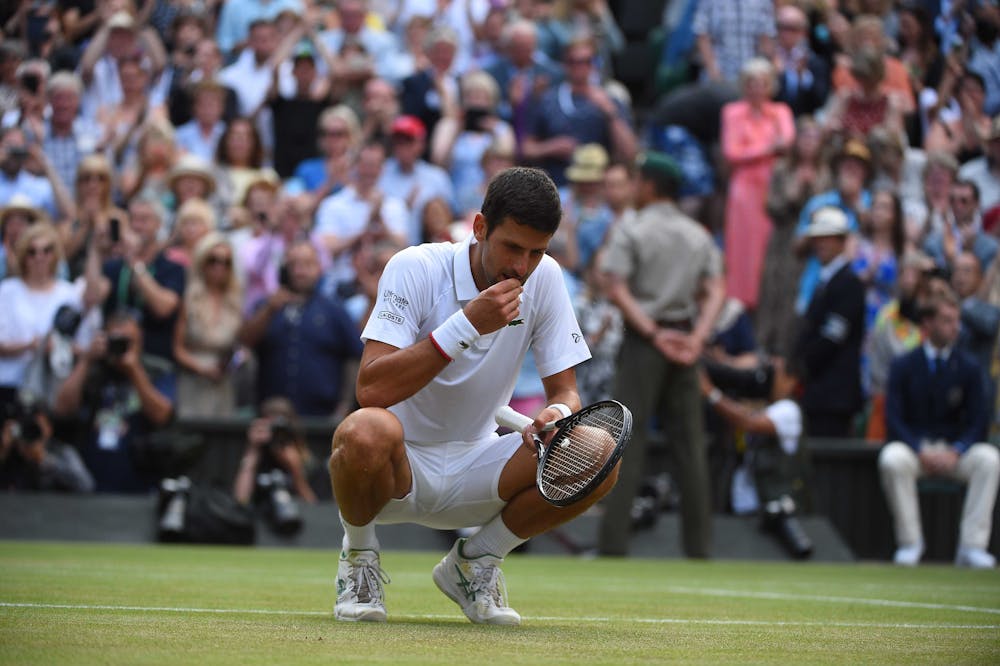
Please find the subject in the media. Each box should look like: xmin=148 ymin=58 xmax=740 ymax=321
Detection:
xmin=233 ymin=396 xmax=322 ymax=509
xmin=0 ymin=397 xmax=94 ymax=493
xmin=173 ymin=233 xmax=243 ymax=419
xmin=399 ymin=24 xmax=461 ymax=148
xmin=119 ymin=119 xmax=178 ymax=206
xmin=215 ymin=117 xmax=278 ymax=214
xmin=866 ymin=126 xmax=926 ymax=236
xmin=315 ymin=140 xmax=410 ymax=297
xmin=379 ymin=115 xmax=455 ymax=237
xmin=165 ymin=198 xmax=216 ymax=269
xmin=923 ymin=179 xmax=999 ymax=274
xmin=879 ymin=291 xmax=999 ymax=569
xmin=238 ymin=240 xmax=363 ymax=418
xmin=53 ymin=311 xmax=175 ymax=493
xmin=557 ymin=143 xmax=614 ymax=277
xmin=167 ymin=38 xmax=238 ymax=129
xmin=0 ymin=126 xmax=60 ymax=219
xmin=924 ymin=70 xmax=992 ymax=165
xmin=174 ymin=79 xmax=228 ymax=163
xmin=830 ymin=13 xmax=915 ymax=115
xmin=0 ymin=195 xmax=49 ymax=281
xmin=792 ymin=207 xmax=866 ymax=438
xmin=771 ymin=3 xmax=829 ymax=118
xmin=957 ymin=115 xmax=1000 ymax=215
xmin=952 ymin=251 xmax=1000 ymax=413
xmin=522 ymin=35 xmax=637 ymax=187
xmin=289 ymin=104 xmax=360 ymax=210
xmin=166 ymin=153 xmax=223 ymax=230
xmin=358 ymin=77 xmax=400 ymax=145
xmin=865 ymin=251 xmax=939 ymax=442
xmin=430 ymin=70 xmax=515 ymax=216
xmin=823 ymin=47 xmax=905 ymax=144
xmin=318 ymin=0 xmax=398 ymax=84
xmin=911 ymin=150 xmax=959 ymax=247
xmin=551 ymin=0 xmax=624 ymax=83
xmin=37 ymin=71 xmax=98 ymax=194
xmin=64 ymin=154 xmax=127 ymax=280
xmin=84 ymin=195 xmax=185 ymax=374
xmin=95 ymin=56 xmax=169 ymax=178
xmin=0 ymin=223 xmax=94 ymax=408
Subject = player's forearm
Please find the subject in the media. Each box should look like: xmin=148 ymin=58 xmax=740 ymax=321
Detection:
xmin=355 ymin=339 xmax=450 ymax=408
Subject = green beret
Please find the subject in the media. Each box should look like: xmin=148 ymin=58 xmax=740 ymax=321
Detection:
xmin=636 ymin=151 xmax=682 ymax=181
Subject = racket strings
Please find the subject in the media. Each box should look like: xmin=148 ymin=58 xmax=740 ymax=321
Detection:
xmin=540 ymin=408 xmax=626 ymax=499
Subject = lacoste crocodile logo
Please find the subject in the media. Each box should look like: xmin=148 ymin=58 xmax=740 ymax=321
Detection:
xmin=459 ymin=340 xmax=470 ymax=350
xmin=507 ymin=319 xmax=524 ymax=327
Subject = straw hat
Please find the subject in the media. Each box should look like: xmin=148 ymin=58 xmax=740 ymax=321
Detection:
xmin=566 ymin=144 xmax=609 ymax=183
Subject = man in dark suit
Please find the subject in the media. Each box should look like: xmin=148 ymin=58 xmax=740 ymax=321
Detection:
xmin=772 ymin=4 xmax=830 ymax=117
xmin=879 ymin=291 xmax=999 ymax=569
xmin=792 ymin=206 xmax=865 ymax=437
xmin=399 ymin=25 xmax=460 ymax=155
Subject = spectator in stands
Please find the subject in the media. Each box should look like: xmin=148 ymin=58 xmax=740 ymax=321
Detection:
xmin=522 ymin=35 xmax=637 ymax=187
xmin=771 ymin=3 xmax=829 ymax=118
xmin=854 ymin=189 xmax=906 ymax=330
xmin=454 ymin=135 xmax=517 ymax=220
xmin=879 ymin=291 xmax=999 ymax=569
xmin=359 ymin=77 xmax=400 ymax=145
xmin=382 ymin=15 xmax=433 ymax=85
xmin=556 ymin=143 xmax=614 ymax=278
xmin=551 ymin=0 xmax=624 ymax=83
xmin=167 ymin=38 xmax=239 ymax=129
xmin=85 ymin=194 xmax=185 ymax=374
xmin=0 ymin=196 xmax=48 ymax=282
xmin=218 ymin=18 xmax=281 ymax=120
xmin=925 ymin=70 xmax=992 ymax=164
xmin=174 ymin=79 xmax=228 ymax=163
xmin=431 ymin=70 xmax=515 ymax=217
xmin=166 ymin=153 xmax=222 ymax=225
xmin=693 ymin=0 xmax=776 ymax=85
xmin=597 ymin=151 xmax=726 ymax=559
xmin=952 ymin=250 xmax=1000 ymax=410
xmin=867 ymin=126 xmax=927 ymax=237
xmin=824 ymin=47 xmax=906 ymax=145
xmin=4 ymin=57 xmax=49 ymax=138
xmin=573 ymin=250 xmax=623 ymax=407
xmin=865 ymin=250 xmax=940 ymax=442
xmin=378 ymin=115 xmax=455 ymax=237
xmin=63 ymin=155 xmax=127 ymax=280
xmin=214 ymin=117 xmax=275 ymax=213
xmin=792 ymin=206 xmax=866 ymax=438
xmin=758 ymin=116 xmax=830 ymax=357
xmin=54 ymin=310 xmax=175 ymax=493
xmin=721 ymin=57 xmax=795 ymax=312
xmin=924 ymin=179 xmax=999 ymax=273
xmin=319 ymin=0 xmax=398 ymax=83
xmin=0 ymin=223 xmax=91 ymax=407
xmin=0 ymin=42 xmax=24 ymax=119
xmin=794 ymin=139 xmax=871 ymax=315
xmin=967 ymin=4 xmax=1000 ymax=118
xmin=957 ymin=115 xmax=1000 ymax=214
xmin=215 ymin=0 xmax=303 ymax=59
xmin=894 ymin=4 xmax=943 ymax=140
xmin=233 ymin=396 xmax=320 ymax=507
xmin=238 ymin=240 xmax=363 ymax=418
xmin=830 ymin=13 xmax=915 ymax=116
xmin=0 ymin=126 xmax=62 ymax=220
xmin=173 ymin=233 xmax=243 ymax=419
xmin=119 ymin=119 xmax=178 ymax=206
xmin=291 ymin=105 xmax=360 ymax=205
xmin=484 ymin=19 xmax=562 ymax=141
xmin=315 ymin=141 xmax=410 ymax=297
xmin=343 ymin=238 xmax=403 ymax=331
xmin=36 ymin=72 xmax=97 ymax=193
xmin=96 ymin=56 xmax=169 ymax=179
xmin=400 ymin=24 xmax=460 ymax=149
xmin=603 ymin=160 xmax=635 ymax=228
xmin=165 ymin=198 xmax=216 ymax=269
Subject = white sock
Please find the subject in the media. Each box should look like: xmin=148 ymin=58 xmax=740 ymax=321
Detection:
xmin=340 ymin=513 xmax=379 ymax=552
xmin=462 ymin=514 xmax=526 ymax=559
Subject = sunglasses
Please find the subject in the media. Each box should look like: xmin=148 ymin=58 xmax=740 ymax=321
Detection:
xmin=949 ymin=195 xmax=973 ymax=205
xmin=777 ymin=23 xmax=805 ymax=31
xmin=565 ymin=57 xmax=592 ymax=66
xmin=205 ymin=255 xmax=232 ymax=268
xmin=321 ymin=128 xmax=348 ymax=137
xmin=28 ymin=244 xmax=55 ymax=258
xmin=78 ymin=172 xmax=109 ymax=182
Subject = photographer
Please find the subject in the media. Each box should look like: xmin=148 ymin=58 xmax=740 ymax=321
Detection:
xmin=234 ymin=397 xmax=319 ymax=507
xmin=0 ymin=397 xmax=94 ymax=492
xmin=700 ymin=356 xmax=814 ymax=559
xmin=0 ymin=126 xmax=73 ymax=222
xmin=52 ymin=311 xmax=174 ymax=493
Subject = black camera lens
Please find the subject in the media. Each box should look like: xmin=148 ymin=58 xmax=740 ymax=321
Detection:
xmin=21 ymin=72 xmax=40 ymax=94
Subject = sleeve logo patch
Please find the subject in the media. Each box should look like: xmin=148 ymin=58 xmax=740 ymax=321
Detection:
xmin=382 ymin=290 xmax=409 ymax=310
xmin=377 ymin=311 xmax=404 ymax=324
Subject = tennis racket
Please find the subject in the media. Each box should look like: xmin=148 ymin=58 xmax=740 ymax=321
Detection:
xmin=495 ymin=400 xmax=632 ymax=507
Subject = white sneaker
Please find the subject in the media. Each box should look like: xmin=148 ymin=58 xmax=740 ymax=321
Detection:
xmin=334 ymin=549 xmax=389 ymax=622
xmin=955 ymin=547 xmax=997 ymax=569
xmin=893 ymin=543 xmax=924 ymax=566
xmin=432 ymin=538 xmax=521 ymax=625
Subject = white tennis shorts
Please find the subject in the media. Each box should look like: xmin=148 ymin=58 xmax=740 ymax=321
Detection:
xmin=375 ymin=431 xmax=525 ymax=530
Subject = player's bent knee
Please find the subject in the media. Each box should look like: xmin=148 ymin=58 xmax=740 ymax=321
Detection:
xmin=330 ymin=407 xmax=404 ymax=471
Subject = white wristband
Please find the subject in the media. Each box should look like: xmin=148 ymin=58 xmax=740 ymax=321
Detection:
xmin=429 ymin=309 xmax=481 ymax=361
xmin=707 ymin=388 xmax=723 ymax=406
xmin=547 ymin=403 xmax=572 ymax=419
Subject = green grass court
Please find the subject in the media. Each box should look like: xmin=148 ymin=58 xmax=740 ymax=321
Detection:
xmin=1 ymin=541 xmax=998 ymax=664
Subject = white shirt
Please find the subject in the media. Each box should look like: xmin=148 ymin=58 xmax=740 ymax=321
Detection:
xmin=362 ymin=233 xmax=591 ymax=443
xmin=314 ymin=186 xmax=411 ymax=286
xmin=764 ymin=399 xmax=802 ymax=455
xmin=378 ymin=158 xmax=456 ymax=233
xmin=0 ymin=278 xmax=86 ymax=386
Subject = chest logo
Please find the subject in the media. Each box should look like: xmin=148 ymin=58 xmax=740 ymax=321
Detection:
xmin=507 ymin=319 xmax=524 ymax=327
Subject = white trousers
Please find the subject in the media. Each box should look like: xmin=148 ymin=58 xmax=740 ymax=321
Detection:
xmin=878 ymin=441 xmax=1000 ymax=549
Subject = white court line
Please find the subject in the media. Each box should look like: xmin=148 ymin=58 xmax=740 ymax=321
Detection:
xmin=1 ymin=602 xmax=998 ymax=630
xmin=664 ymin=586 xmax=1000 ymax=616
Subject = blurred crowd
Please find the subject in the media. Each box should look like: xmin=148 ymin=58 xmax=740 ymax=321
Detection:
xmin=0 ymin=0 xmax=998 ymax=532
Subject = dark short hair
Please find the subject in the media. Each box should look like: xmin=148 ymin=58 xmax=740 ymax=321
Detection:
xmin=953 ymin=178 xmax=980 ymax=202
xmin=480 ymin=167 xmax=562 ymax=236
xmin=920 ymin=290 xmax=960 ymax=322
xmin=638 ymin=165 xmax=680 ymax=200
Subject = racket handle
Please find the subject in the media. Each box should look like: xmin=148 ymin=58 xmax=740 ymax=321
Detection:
xmin=495 ymin=406 xmax=534 ymax=433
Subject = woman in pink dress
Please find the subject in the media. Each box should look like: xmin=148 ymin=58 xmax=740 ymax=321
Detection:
xmin=721 ymin=58 xmax=795 ymax=310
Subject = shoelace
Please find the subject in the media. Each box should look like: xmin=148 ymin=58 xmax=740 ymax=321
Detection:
xmin=349 ymin=558 xmax=390 ymax=604
xmin=467 ymin=563 xmax=508 ymax=609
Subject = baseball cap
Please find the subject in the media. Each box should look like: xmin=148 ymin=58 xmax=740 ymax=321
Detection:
xmin=636 ymin=150 xmax=682 ymax=181
xmin=391 ymin=115 xmax=426 ymax=140
xmin=806 ymin=206 xmax=850 ymax=237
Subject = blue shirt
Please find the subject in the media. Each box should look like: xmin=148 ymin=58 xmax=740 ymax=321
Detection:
xmin=794 ymin=190 xmax=870 ymax=314
xmin=215 ymin=0 xmax=303 ymax=57
xmin=254 ymin=290 xmax=363 ymax=416
xmin=0 ymin=170 xmax=57 ymax=218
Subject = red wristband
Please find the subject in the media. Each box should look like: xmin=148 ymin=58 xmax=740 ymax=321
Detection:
xmin=428 ymin=332 xmax=453 ymax=362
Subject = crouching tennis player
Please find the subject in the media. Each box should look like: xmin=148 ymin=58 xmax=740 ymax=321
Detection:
xmin=329 ymin=167 xmax=617 ymax=625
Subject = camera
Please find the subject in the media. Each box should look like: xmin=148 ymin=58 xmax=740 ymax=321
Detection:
xmin=703 ymin=357 xmax=774 ymax=400
xmin=109 ymin=217 xmax=121 ymax=244
xmin=269 ymin=416 xmax=295 ymax=448
xmin=7 ymin=145 xmax=28 ymax=161
xmin=107 ymin=333 xmax=131 ymax=358
xmin=464 ymin=107 xmax=491 ymax=133
xmin=21 ymin=72 xmax=41 ymax=94
xmin=53 ymin=305 xmax=81 ymax=338
xmin=3 ymin=396 xmax=43 ymax=444
xmin=761 ymin=495 xmax=813 ymax=559
xmin=255 ymin=468 xmax=302 ymax=535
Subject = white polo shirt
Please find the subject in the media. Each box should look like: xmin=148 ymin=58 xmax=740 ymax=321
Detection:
xmin=361 ymin=233 xmax=591 ymax=444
